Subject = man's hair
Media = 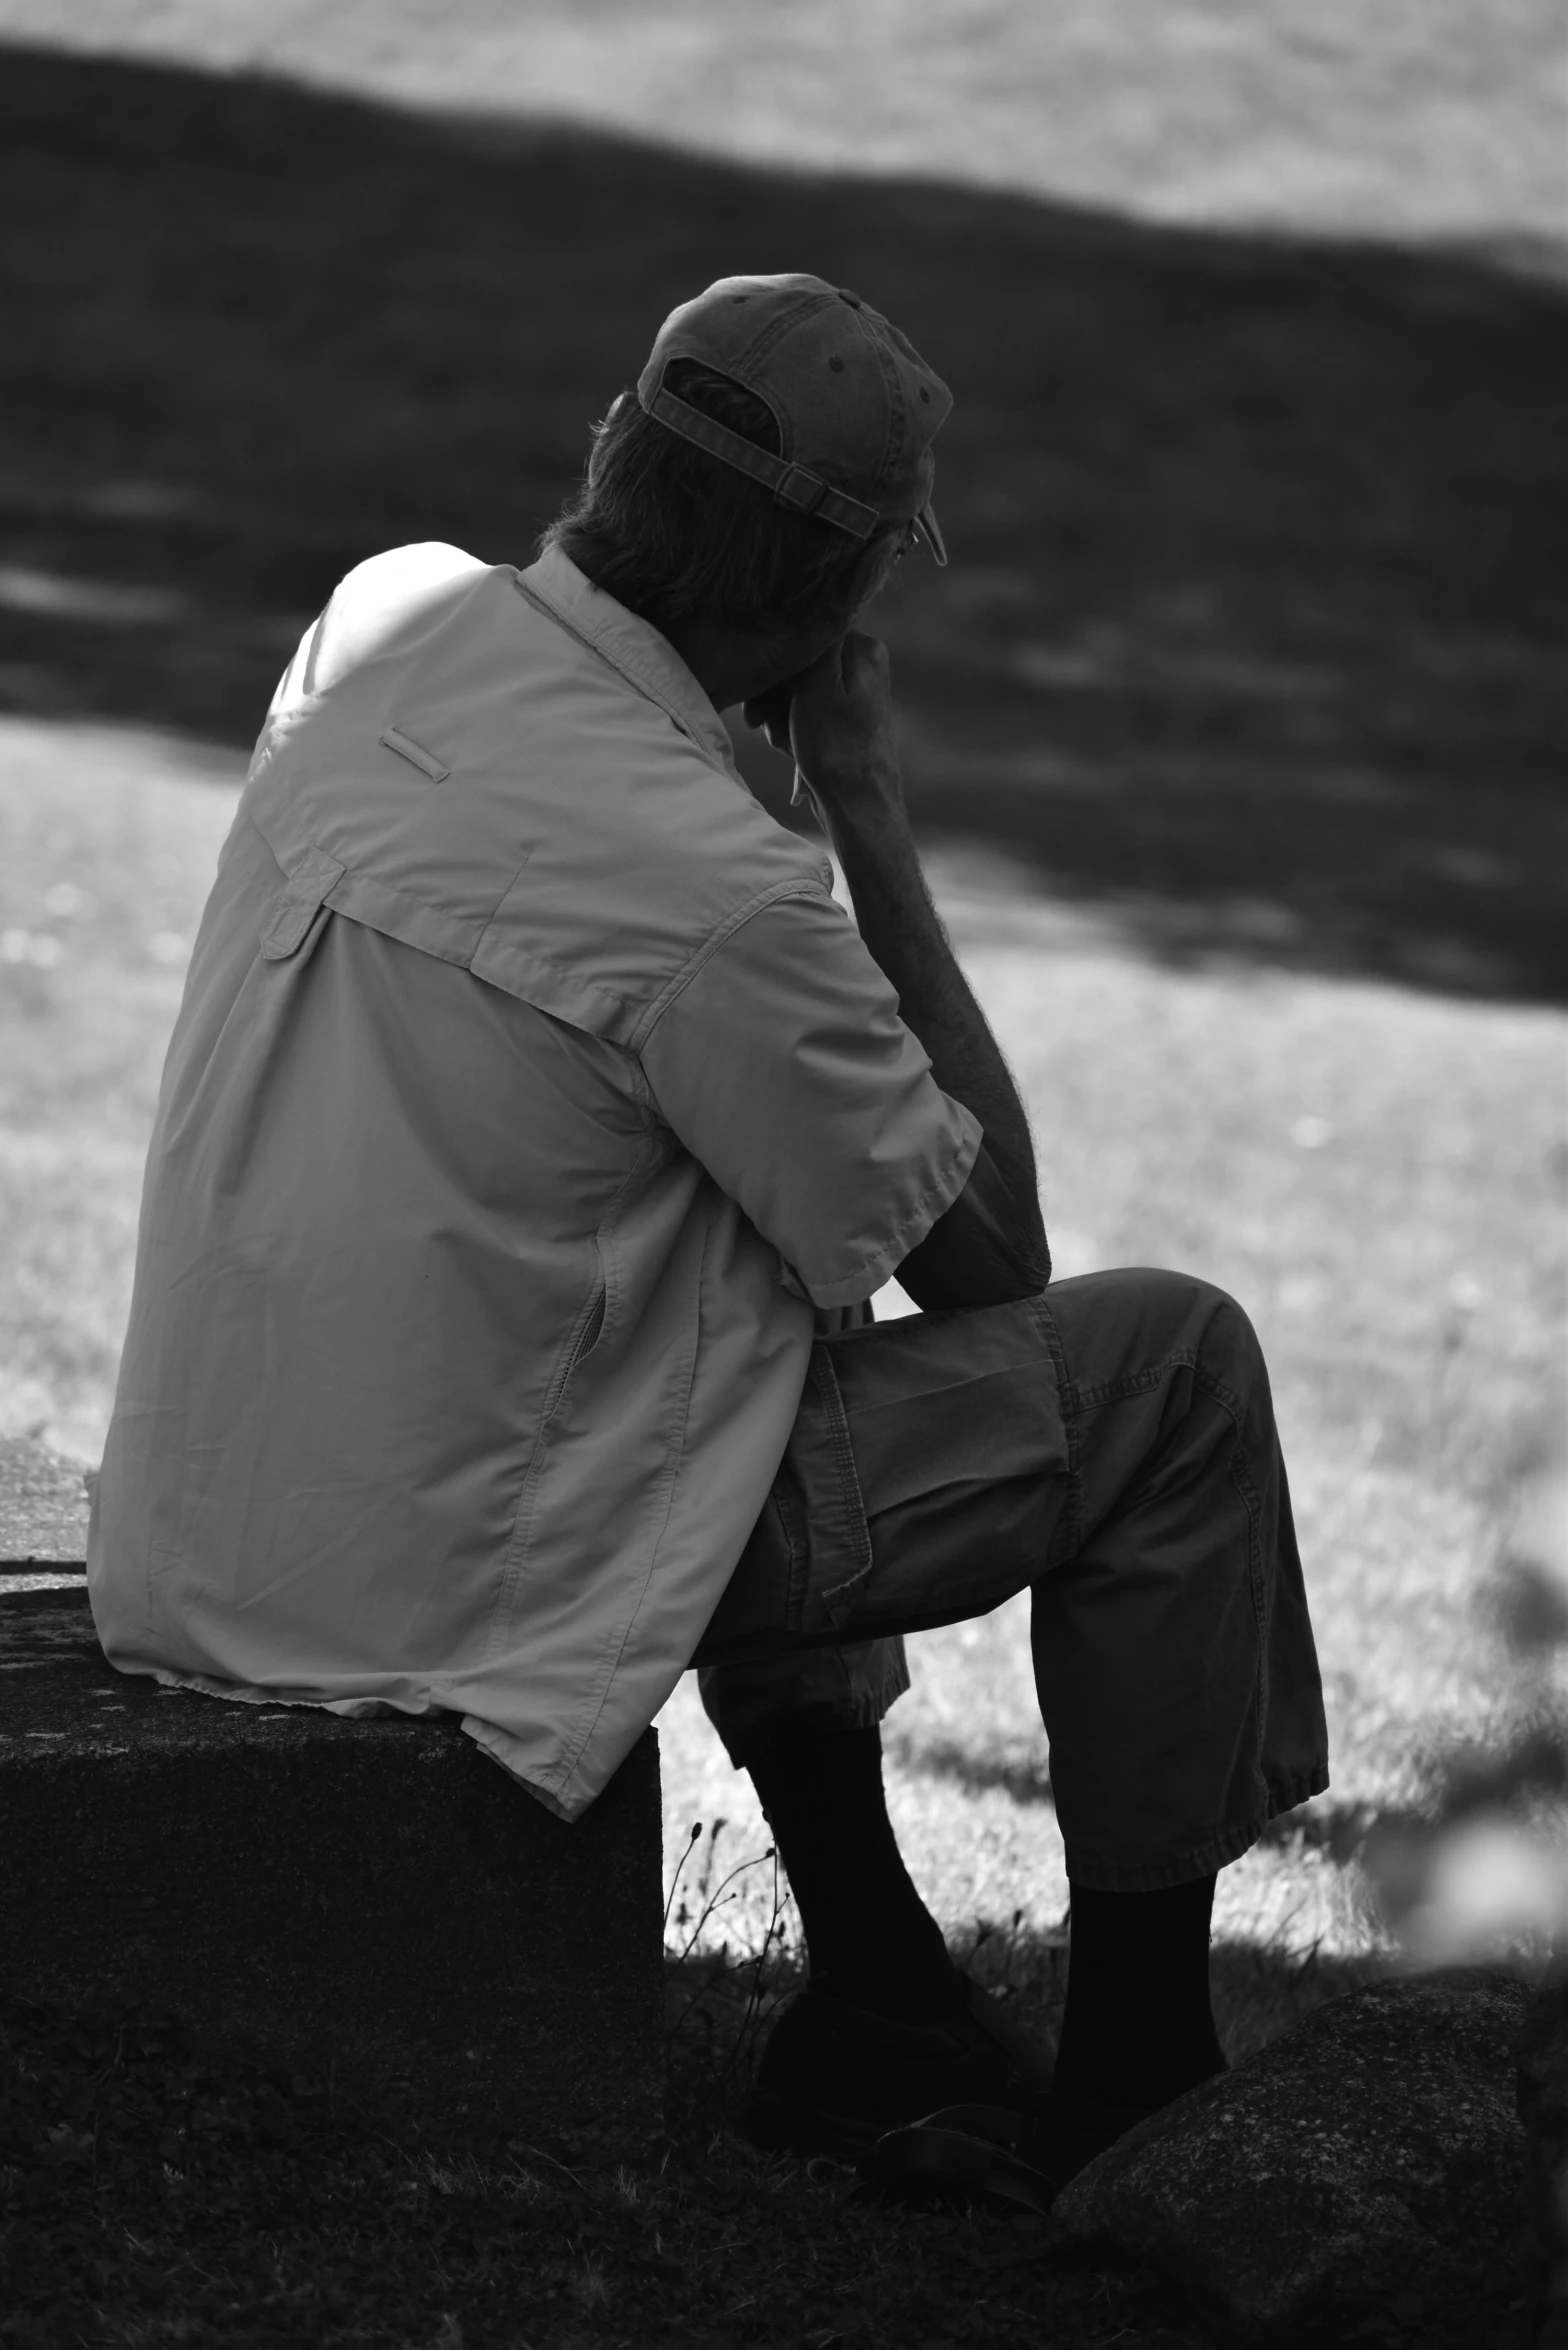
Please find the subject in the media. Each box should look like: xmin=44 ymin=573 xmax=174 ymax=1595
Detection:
xmin=539 ymin=361 xmax=902 ymax=637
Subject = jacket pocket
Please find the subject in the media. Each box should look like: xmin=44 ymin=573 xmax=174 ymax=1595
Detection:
xmin=571 ymin=1276 xmax=607 ymax=1368
xmin=691 ymin=1297 xmax=1066 ymax=1668
xmin=558 ymin=1240 xmax=610 ymax=1393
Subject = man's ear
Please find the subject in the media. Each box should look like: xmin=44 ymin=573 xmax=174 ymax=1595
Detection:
xmin=742 ymin=680 xmax=796 ymax=754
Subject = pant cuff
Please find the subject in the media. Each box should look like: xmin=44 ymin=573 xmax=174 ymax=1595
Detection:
xmin=1060 ymin=1762 xmax=1331 ymax=1892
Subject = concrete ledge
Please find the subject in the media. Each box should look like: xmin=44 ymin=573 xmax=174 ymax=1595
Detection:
xmin=0 ymin=1445 xmax=664 ymax=2144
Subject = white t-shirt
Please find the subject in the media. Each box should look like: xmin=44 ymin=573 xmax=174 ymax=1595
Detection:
xmin=88 ymin=543 xmax=979 ymax=1817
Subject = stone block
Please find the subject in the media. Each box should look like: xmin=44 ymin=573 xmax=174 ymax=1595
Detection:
xmin=1051 ymin=1968 xmax=1532 ymax=2346
xmin=0 ymin=1441 xmax=665 ymax=2145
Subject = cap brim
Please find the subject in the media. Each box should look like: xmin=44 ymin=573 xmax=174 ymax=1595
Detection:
xmin=913 ymin=500 xmax=948 ymax=568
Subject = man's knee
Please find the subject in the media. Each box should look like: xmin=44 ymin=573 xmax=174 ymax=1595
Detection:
xmin=1054 ymin=1265 xmax=1267 ymax=1392
xmin=1160 ymin=1268 xmax=1266 ymax=1389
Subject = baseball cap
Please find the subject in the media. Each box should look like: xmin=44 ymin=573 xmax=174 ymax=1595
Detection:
xmin=636 ymin=273 xmax=951 ymax=566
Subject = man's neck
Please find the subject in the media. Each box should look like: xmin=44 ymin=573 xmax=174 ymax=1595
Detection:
xmin=552 ymin=533 xmax=832 ymax=717
xmin=649 ymin=615 xmax=795 ymax=717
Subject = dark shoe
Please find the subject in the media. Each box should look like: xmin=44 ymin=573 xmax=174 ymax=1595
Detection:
xmin=742 ymin=1976 xmax=1053 ymax=2160
xmin=851 ymin=2107 xmax=1066 ymax=2216
xmin=855 ymin=2083 xmax=1180 ymax=2213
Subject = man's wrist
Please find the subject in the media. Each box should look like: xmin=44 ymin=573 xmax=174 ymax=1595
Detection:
xmin=813 ymin=761 xmax=910 ymax=857
xmin=811 ymin=753 xmax=903 ymax=814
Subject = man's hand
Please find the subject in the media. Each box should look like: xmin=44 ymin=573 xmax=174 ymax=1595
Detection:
xmin=742 ymin=633 xmax=901 ymax=826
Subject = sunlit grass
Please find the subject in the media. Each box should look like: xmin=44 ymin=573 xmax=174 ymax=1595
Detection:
xmin=0 ymin=719 xmax=241 ymax=1461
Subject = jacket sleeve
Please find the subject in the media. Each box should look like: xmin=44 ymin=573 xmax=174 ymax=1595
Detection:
xmin=639 ymin=888 xmax=981 ymax=1309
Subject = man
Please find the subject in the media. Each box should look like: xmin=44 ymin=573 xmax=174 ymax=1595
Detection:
xmin=89 ymin=274 xmax=1328 ymax=2206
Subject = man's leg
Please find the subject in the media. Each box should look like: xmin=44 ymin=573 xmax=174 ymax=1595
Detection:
xmin=1020 ymin=1268 xmax=1326 ymax=2113
xmin=847 ymin=1267 xmax=1327 ymax=2199
xmin=700 ymin=1642 xmax=961 ymax=2020
xmin=700 ymin=1269 xmax=1327 ymax=2162
xmin=849 ymin=1268 xmax=1323 ymax=2154
xmin=699 ymin=1281 xmax=969 ymax=2028
xmin=701 ymin=1638 xmax=1055 ymax=2153
xmin=748 ymin=1720 xmax=962 ymax=2019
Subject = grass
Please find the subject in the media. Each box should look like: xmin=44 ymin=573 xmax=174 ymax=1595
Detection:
xmin=0 ymin=11 xmax=1563 ymax=2341
xmin=0 ymin=1924 xmax=1534 ymax=2347
xmin=3 ymin=1980 xmax=1239 ymax=2350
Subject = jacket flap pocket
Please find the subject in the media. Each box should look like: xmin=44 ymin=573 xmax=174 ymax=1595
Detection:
xmin=260 ymin=846 xmax=347 ymax=961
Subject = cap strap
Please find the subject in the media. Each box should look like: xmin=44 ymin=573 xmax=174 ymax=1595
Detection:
xmin=647 ymin=385 xmax=879 ymax=541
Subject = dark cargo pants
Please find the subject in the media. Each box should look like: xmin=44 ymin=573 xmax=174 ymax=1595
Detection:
xmin=694 ymin=1268 xmax=1329 ymax=1891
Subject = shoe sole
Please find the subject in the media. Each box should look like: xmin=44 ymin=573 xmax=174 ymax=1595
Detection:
xmin=853 ymin=2123 xmax=1055 ymax=2216
xmin=740 ymin=2087 xmax=883 ymax=2163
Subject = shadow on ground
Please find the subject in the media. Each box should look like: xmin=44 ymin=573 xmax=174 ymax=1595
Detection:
xmin=890 ymin=1733 xmax=1057 ymax=1807
xmin=3 ymin=1977 xmax=1228 ymax=2350
xmin=665 ymin=1925 xmax=1388 ymax=2121
xmin=4 ymin=43 xmax=1565 ymax=1002
xmin=888 ymin=1741 xmax=1395 ymax=1878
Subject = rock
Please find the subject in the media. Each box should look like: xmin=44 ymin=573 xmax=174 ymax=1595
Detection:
xmin=1050 ymin=1969 xmax=1532 ymax=2346
xmin=0 ymin=1446 xmax=666 ymax=2145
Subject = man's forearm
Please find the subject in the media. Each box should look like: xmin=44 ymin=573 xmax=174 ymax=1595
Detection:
xmin=762 ymin=628 xmax=1046 ymax=1276
xmin=823 ymin=788 xmax=1046 ymax=1257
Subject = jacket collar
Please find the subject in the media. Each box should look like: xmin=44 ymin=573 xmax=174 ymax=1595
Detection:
xmin=517 ymin=545 xmax=739 ymax=777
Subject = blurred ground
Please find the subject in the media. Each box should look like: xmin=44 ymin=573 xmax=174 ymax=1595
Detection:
xmin=2 ymin=0 xmax=1563 ymax=238
xmin=1 ymin=38 xmax=1565 ymax=1001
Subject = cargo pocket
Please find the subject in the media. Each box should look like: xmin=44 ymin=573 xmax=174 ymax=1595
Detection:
xmin=259 ymin=846 xmax=347 ymax=961
xmin=691 ymin=1343 xmax=872 ymax=1666
xmin=823 ymin=1293 xmax=1070 ymax=1631
xmin=827 ymin=1293 xmax=1068 ymax=1509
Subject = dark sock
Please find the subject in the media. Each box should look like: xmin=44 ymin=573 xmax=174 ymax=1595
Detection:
xmin=746 ymin=1718 xmax=963 ymax=2024
xmin=1050 ymin=1874 xmax=1226 ymax=2110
